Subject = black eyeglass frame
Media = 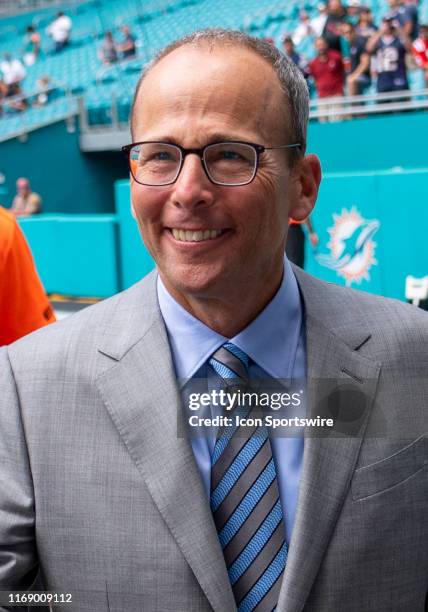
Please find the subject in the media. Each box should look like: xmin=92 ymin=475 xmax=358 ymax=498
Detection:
xmin=121 ymin=140 xmax=302 ymax=187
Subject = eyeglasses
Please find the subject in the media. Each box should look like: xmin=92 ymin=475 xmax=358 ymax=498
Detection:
xmin=121 ymin=140 xmax=301 ymax=187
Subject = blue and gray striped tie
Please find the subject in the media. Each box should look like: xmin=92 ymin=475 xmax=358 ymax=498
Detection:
xmin=209 ymin=342 xmax=287 ymax=612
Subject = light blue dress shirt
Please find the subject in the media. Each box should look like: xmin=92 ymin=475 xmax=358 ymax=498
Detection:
xmin=157 ymin=257 xmax=306 ymax=544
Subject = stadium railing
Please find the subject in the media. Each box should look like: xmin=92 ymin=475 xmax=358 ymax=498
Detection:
xmin=77 ymin=87 xmax=428 ymax=143
xmin=0 ymin=81 xmax=77 ymax=143
xmin=0 ymin=0 xmax=87 ymax=16
xmin=309 ymin=88 xmax=428 ymax=121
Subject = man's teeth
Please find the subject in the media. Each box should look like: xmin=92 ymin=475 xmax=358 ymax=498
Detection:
xmin=171 ymin=229 xmax=224 ymax=242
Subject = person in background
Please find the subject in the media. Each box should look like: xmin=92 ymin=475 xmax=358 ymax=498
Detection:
xmin=282 ymin=35 xmax=309 ymax=79
xmin=343 ymin=22 xmax=371 ymax=94
xmin=292 ymin=10 xmax=316 ymax=46
xmin=0 ymin=206 xmax=55 ymax=345
xmin=0 ymin=53 xmax=26 ymax=98
xmin=402 ymin=0 xmax=419 ymax=40
xmin=32 ymin=75 xmax=51 ymax=107
xmin=46 ymin=11 xmax=72 ymax=52
xmin=309 ymin=36 xmax=345 ymax=120
xmin=322 ymin=0 xmax=348 ymax=51
xmin=309 ymin=36 xmax=345 ymax=96
xmin=356 ymin=6 xmax=378 ymax=39
xmin=412 ymin=23 xmax=428 ymax=86
xmin=311 ymin=3 xmax=329 ymax=37
xmin=346 ymin=0 xmax=362 ymax=26
xmin=366 ymin=16 xmax=411 ymax=94
xmin=0 ymin=56 xmax=27 ymax=112
xmin=386 ymin=0 xmax=418 ymax=40
xmin=117 ymin=25 xmax=137 ymax=59
xmin=10 ymin=178 xmax=41 ymax=217
xmin=23 ymin=25 xmax=41 ymax=65
xmin=99 ymin=31 xmax=118 ymax=65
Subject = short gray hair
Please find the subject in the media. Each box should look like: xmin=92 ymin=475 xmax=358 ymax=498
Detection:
xmin=131 ymin=28 xmax=309 ymax=158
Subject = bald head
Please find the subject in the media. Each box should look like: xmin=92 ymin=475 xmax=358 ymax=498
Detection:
xmin=133 ymin=45 xmax=288 ymax=148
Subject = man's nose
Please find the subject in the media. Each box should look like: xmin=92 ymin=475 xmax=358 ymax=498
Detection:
xmin=170 ymin=153 xmax=215 ymax=209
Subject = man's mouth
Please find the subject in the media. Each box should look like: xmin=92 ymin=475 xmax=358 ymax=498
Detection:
xmin=169 ymin=228 xmax=227 ymax=242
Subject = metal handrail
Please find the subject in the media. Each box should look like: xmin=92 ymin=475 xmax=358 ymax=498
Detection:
xmin=310 ymin=97 xmax=428 ymax=119
xmin=0 ymin=80 xmax=70 ymax=109
xmin=0 ymin=101 xmax=78 ymax=143
xmin=0 ymin=0 xmax=86 ymax=16
xmin=77 ymin=86 xmax=428 ymax=133
xmin=310 ymin=87 xmax=428 ymax=108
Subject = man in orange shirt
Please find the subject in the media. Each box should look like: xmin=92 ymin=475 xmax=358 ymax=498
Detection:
xmin=0 ymin=206 xmax=55 ymax=345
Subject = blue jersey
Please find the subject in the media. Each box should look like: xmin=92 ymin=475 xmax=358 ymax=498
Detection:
xmin=374 ymin=36 xmax=408 ymax=92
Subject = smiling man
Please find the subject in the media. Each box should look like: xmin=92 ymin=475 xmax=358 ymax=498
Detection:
xmin=126 ymin=36 xmax=319 ymax=337
xmin=0 ymin=29 xmax=427 ymax=612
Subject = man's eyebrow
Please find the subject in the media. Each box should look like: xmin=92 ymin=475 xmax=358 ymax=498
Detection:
xmin=133 ymin=133 xmax=250 ymax=145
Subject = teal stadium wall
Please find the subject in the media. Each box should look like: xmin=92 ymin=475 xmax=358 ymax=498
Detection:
xmin=19 ymin=214 xmax=119 ymax=297
xmin=14 ymin=111 xmax=428 ymax=300
xmin=305 ymin=168 xmax=428 ymax=299
xmin=0 ymin=121 xmax=127 ymax=213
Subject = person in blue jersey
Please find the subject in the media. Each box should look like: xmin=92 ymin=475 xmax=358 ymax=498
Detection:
xmin=342 ymin=22 xmax=371 ymax=95
xmin=366 ymin=16 xmax=412 ymax=94
xmin=386 ymin=0 xmax=419 ymax=40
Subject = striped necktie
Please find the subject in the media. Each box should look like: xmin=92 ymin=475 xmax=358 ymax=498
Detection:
xmin=209 ymin=342 xmax=287 ymax=612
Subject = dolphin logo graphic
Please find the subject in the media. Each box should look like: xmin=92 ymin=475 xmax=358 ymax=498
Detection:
xmin=316 ymin=219 xmax=379 ymax=270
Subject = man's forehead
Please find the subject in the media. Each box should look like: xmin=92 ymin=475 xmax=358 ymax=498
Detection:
xmin=133 ymin=44 xmax=286 ymax=140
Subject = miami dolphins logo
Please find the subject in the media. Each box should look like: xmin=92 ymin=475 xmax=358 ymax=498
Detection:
xmin=316 ymin=207 xmax=380 ymax=286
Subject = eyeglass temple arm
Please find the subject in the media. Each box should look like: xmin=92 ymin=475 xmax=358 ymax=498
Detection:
xmin=265 ymin=143 xmax=301 ymax=150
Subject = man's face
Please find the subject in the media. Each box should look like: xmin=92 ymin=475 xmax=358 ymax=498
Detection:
xmin=420 ymin=27 xmax=428 ymax=40
xmin=342 ymin=25 xmax=355 ymax=41
xmin=315 ymin=38 xmax=328 ymax=54
xmin=328 ymin=0 xmax=342 ymax=12
xmin=130 ymin=45 xmax=302 ymax=306
xmin=283 ymin=40 xmax=294 ymax=54
xmin=382 ymin=18 xmax=395 ymax=34
xmin=17 ymin=180 xmax=29 ymax=196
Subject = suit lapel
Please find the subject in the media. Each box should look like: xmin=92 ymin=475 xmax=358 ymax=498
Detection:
xmin=96 ymin=276 xmax=235 ymax=612
xmin=277 ymin=269 xmax=381 ymax=612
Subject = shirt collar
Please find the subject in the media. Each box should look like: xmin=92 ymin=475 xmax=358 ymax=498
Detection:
xmin=157 ymin=257 xmax=302 ymax=381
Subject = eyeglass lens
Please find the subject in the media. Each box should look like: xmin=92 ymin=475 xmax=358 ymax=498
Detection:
xmin=129 ymin=142 xmax=257 ymax=186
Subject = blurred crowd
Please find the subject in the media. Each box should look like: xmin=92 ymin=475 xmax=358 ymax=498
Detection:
xmin=0 ymin=11 xmax=73 ymax=116
xmin=98 ymin=25 xmax=137 ymax=65
xmin=0 ymin=10 xmax=138 ymax=117
xmin=1 ymin=0 xmax=428 ymax=120
xmin=278 ymin=0 xmax=428 ymax=112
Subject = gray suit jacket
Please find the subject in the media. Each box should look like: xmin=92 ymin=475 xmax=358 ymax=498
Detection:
xmin=1 ymin=267 xmax=427 ymax=612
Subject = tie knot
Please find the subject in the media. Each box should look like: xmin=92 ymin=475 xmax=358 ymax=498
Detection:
xmin=209 ymin=342 xmax=249 ymax=382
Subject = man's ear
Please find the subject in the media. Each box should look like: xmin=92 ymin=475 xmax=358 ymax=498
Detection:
xmin=288 ymin=154 xmax=322 ymax=222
